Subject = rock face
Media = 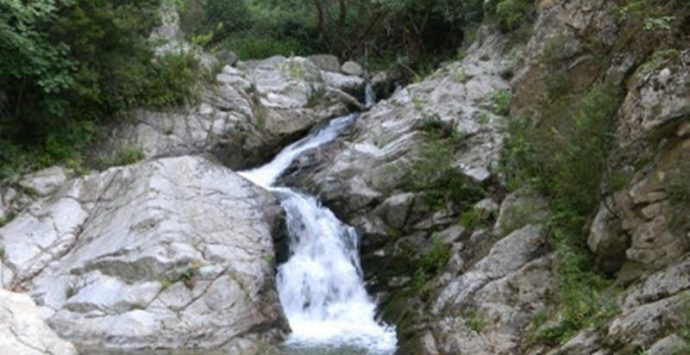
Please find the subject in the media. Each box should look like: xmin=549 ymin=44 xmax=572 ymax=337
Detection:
xmin=0 ymin=289 xmax=77 ymax=355
xmin=284 ymin=28 xmax=512 ymax=216
xmin=280 ymin=26 xmax=521 ymax=353
xmin=307 ymin=54 xmax=341 ymax=72
xmin=432 ymin=225 xmax=554 ymax=355
xmin=0 ymin=156 xmax=288 ymax=352
xmin=1 ymin=0 xmax=688 ymax=354
xmin=111 ymin=56 xmax=365 ymax=170
xmin=277 ymin=0 xmax=690 ymax=353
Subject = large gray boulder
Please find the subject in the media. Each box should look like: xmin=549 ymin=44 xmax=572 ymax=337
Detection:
xmin=0 ymin=289 xmax=77 ymax=355
xmin=308 ymin=54 xmax=341 ymax=72
xmin=431 ymin=225 xmax=554 ymax=355
xmin=19 ymin=166 xmax=70 ymax=197
xmin=0 ymin=156 xmax=288 ymax=352
xmin=341 ymin=61 xmax=364 ymax=77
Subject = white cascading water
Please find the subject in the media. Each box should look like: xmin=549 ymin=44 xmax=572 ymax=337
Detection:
xmin=240 ymin=86 xmax=397 ymax=353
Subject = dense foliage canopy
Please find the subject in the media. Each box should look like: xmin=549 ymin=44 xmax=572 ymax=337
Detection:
xmin=0 ymin=0 xmax=204 ymax=178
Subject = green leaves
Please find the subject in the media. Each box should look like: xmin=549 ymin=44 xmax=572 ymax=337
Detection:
xmin=0 ymin=0 xmax=198 ymax=179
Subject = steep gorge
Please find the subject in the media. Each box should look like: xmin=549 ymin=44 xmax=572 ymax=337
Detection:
xmin=1 ymin=0 xmax=689 ymax=354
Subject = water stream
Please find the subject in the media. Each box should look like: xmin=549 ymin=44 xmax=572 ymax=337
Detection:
xmin=240 ymin=87 xmax=396 ymax=354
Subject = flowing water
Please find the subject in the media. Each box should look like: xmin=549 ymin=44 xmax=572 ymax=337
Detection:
xmin=240 ymin=88 xmax=397 ymax=354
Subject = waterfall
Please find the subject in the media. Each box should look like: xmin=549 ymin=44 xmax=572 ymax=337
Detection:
xmin=365 ymin=83 xmax=376 ymax=108
xmin=240 ymin=103 xmax=397 ymax=353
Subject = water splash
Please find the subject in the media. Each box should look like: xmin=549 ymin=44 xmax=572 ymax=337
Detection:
xmin=240 ymin=112 xmax=397 ymax=354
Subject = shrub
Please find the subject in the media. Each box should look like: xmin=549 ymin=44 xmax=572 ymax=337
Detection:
xmin=465 ymin=309 xmax=488 ymax=333
xmin=485 ymin=0 xmax=536 ymax=32
xmin=224 ymin=35 xmax=301 ymax=59
xmin=412 ymin=237 xmax=451 ymax=291
xmin=409 ymin=118 xmax=483 ymax=210
xmin=0 ymin=0 xmax=204 ymax=179
xmin=96 ymin=145 xmax=145 ymax=170
xmin=500 ymin=83 xmax=625 ymax=345
xmin=141 ymin=51 xmax=202 ymax=108
xmin=490 ymin=89 xmax=511 ymax=116
xmin=0 ymin=212 xmax=16 ymax=229
xmin=460 ymin=208 xmax=492 ymax=230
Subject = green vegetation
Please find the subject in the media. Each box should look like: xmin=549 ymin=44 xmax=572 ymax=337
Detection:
xmin=465 ymin=309 xmax=489 ymax=333
xmin=486 ymin=0 xmax=536 ymax=32
xmin=667 ymin=158 xmax=690 ymax=232
xmin=0 ymin=212 xmax=16 ymax=229
xmin=306 ymin=84 xmax=327 ymax=108
xmin=489 ymin=89 xmax=511 ymax=116
xmin=160 ymin=263 xmax=200 ymax=290
xmin=412 ymin=237 xmax=451 ymax=291
xmin=1 ymin=0 xmax=204 ymax=180
xmin=95 ymin=146 xmax=145 ymax=171
xmin=638 ymin=48 xmax=679 ymax=78
xmin=460 ymin=208 xmax=492 ymax=230
xmin=500 ymin=82 xmax=625 ymax=345
xmin=179 ymin=0 xmax=539 ymax=69
xmin=410 ymin=114 xmax=483 ymax=210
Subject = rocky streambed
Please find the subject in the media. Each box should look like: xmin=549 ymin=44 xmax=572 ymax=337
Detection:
xmin=2 ymin=1 xmax=690 ymax=354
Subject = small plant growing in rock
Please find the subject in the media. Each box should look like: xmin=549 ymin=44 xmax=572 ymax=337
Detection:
xmin=284 ymin=60 xmax=305 ymax=80
xmin=460 ymin=208 xmax=491 ymax=230
xmin=477 ymin=111 xmax=491 ymax=125
xmin=0 ymin=212 xmax=16 ymax=228
xmin=411 ymin=94 xmax=425 ymax=110
xmin=411 ymin=237 xmax=451 ymax=292
xmin=644 ymin=16 xmax=674 ymax=31
xmin=638 ymin=49 xmax=679 ymax=78
xmin=95 ymin=145 xmax=145 ymax=170
xmin=465 ymin=309 xmax=488 ymax=333
xmin=489 ymin=89 xmax=511 ymax=116
xmin=452 ymin=68 xmax=471 ymax=84
xmin=180 ymin=266 xmax=198 ymax=289
xmin=408 ymin=113 xmax=483 ymax=210
xmin=306 ymin=84 xmax=326 ymax=108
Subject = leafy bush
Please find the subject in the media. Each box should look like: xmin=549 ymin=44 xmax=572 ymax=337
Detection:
xmin=412 ymin=237 xmax=451 ymax=290
xmin=95 ymin=146 xmax=145 ymax=170
xmin=460 ymin=208 xmax=492 ymax=230
xmin=485 ymin=0 xmax=536 ymax=32
xmin=500 ymin=83 xmax=624 ymax=345
xmin=141 ymin=51 xmax=202 ymax=108
xmin=0 ymin=0 xmax=210 ymax=178
xmin=409 ymin=115 xmax=483 ymax=210
xmin=224 ymin=35 xmax=301 ymax=60
xmin=489 ymin=89 xmax=511 ymax=116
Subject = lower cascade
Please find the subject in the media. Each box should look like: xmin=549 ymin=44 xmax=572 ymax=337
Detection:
xmin=240 ymin=110 xmax=397 ymax=353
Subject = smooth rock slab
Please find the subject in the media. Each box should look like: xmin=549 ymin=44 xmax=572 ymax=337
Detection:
xmin=0 ymin=156 xmax=288 ymax=351
xmin=0 ymin=289 xmax=77 ymax=355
